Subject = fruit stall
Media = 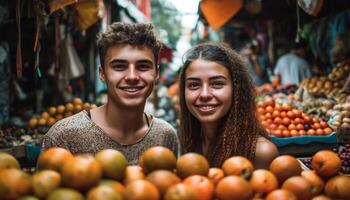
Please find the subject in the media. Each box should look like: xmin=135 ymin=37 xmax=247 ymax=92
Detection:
xmin=1 ymin=146 xmax=350 ymax=199
xmin=0 ymin=97 xmax=97 ymax=171
xmin=255 ymin=61 xmax=350 ymax=176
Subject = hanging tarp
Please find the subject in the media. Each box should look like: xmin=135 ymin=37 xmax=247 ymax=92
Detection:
xmin=74 ymin=0 xmax=104 ymax=30
xmin=50 ymin=0 xmax=77 ymax=14
xmin=200 ymin=0 xmax=243 ymax=30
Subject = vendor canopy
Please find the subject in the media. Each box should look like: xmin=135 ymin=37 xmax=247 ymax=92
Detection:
xmin=200 ymin=0 xmax=243 ymax=30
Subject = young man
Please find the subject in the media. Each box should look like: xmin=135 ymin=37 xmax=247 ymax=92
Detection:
xmin=41 ymin=22 xmax=180 ymax=164
xmin=272 ymin=41 xmax=311 ymax=85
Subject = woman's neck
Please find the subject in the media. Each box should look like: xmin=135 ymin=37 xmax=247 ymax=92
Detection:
xmin=201 ymin=123 xmax=219 ymax=155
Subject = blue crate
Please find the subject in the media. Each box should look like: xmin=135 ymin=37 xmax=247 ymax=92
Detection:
xmin=269 ymin=132 xmax=337 ymax=147
xmin=25 ymin=143 xmax=41 ymax=164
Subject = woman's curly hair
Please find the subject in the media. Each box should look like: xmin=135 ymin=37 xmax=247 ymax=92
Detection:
xmin=179 ymin=42 xmax=264 ymax=167
xmin=96 ymin=22 xmax=162 ymax=68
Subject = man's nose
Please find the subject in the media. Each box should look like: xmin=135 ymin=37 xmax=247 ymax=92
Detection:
xmin=125 ymin=67 xmax=140 ymax=82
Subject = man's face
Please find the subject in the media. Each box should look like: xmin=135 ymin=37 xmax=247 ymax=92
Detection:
xmin=99 ymin=45 xmax=158 ymax=109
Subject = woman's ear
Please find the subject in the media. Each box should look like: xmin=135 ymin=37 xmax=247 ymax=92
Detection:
xmin=98 ymin=66 xmax=105 ymax=82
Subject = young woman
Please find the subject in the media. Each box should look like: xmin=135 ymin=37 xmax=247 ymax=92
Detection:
xmin=179 ymin=42 xmax=278 ymax=168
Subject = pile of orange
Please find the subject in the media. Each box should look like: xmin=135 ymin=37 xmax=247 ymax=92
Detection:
xmin=0 ymin=146 xmax=349 ymax=200
xmin=28 ymin=98 xmax=97 ymax=129
xmin=257 ymin=98 xmax=333 ymax=137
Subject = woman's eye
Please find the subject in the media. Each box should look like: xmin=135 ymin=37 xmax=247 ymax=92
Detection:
xmin=211 ymin=82 xmax=224 ymax=88
xmin=187 ymin=83 xmax=200 ymax=89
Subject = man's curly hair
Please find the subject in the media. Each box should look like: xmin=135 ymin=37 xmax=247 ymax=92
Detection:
xmin=97 ymin=22 xmax=163 ymax=68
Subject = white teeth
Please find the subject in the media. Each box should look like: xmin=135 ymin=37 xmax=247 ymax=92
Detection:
xmin=198 ymin=106 xmax=216 ymax=110
xmin=123 ymin=88 xmax=139 ymax=92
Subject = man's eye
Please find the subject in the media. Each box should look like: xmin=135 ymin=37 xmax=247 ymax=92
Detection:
xmin=138 ymin=64 xmax=152 ymax=71
xmin=112 ymin=65 xmax=125 ymax=70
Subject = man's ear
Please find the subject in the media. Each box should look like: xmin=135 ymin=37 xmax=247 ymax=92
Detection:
xmin=98 ymin=66 xmax=105 ymax=82
xmin=155 ymin=65 xmax=160 ymax=83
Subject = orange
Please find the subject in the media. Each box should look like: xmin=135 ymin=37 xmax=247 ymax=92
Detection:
xmin=37 ymin=147 xmax=73 ymax=172
xmin=32 ymin=170 xmax=61 ymax=199
xmin=146 ymin=170 xmax=181 ymax=196
xmin=95 ymin=149 xmax=128 ymax=181
xmin=124 ymin=180 xmax=160 ymax=200
xmin=139 ymin=146 xmax=177 ymax=174
xmin=176 ymin=153 xmax=209 ymax=179
xmin=61 ymin=154 xmax=102 ymax=191
xmin=215 ymin=175 xmax=253 ymax=200
xmin=86 ymin=185 xmax=123 ymax=200
xmin=207 ymin=167 xmax=224 ymax=185
xmin=183 ymin=175 xmax=214 ymax=200
xmin=311 ymin=150 xmax=341 ymax=178
xmin=164 ymin=183 xmax=198 ymax=200
xmin=222 ymin=156 xmax=254 ymax=180
xmin=0 ymin=152 xmax=20 ymax=171
xmin=269 ymin=155 xmax=302 ymax=184
xmin=0 ymin=168 xmax=32 ymax=200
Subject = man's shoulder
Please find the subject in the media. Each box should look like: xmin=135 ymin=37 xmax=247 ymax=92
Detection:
xmin=45 ymin=111 xmax=91 ymax=137
xmin=151 ymin=117 xmax=177 ymax=134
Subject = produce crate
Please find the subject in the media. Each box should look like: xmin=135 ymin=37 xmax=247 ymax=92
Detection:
xmin=0 ymin=145 xmax=26 ymax=158
xmin=269 ymin=132 xmax=337 ymax=157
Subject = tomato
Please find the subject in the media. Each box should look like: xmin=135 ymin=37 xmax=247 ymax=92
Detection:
xmin=282 ymin=117 xmax=291 ymax=126
xmin=278 ymin=124 xmax=287 ymax=130
xmin=296 ymin=124 xmax=304 ymax=131
xmin=287 ymin=111 xmax=294 ymax=119
xmin=281 ymin=103 xmax=292 ymax=111
xmin=290 ymin=130 xmax=299 ymax=137
xmin=282 ymin=130 xmax=290 ymax=137
xmin=274 ymin=129 xmax=282 ymax=137
xmin=299 ymin=130 xmax=306 ymax=136
xmin=265 ymin=106 xmax=274 ymax=113
xmin=272 ymin=110 xmax=280 ymax=118
xmin=292 ymin=109 xmax=302 ymax=118
xmin=293 ymin=118 xmax=304 ymax=124
xmin=280 ymin=111 xmax=287 ymax=118
xmin=307 ymin=129 xmax=316 ymax=135
xmin=320 ymin=121 xmax=328 ymax=128
xmin=274 ymin=117 xmax=282 ymax=124
xmin=288 ymin=124 xmax=296 ymax=131
xmin=316 ymin=129 xmax=324 ymax=135
xmin=324 ymin=127 xmax=333 ymax=135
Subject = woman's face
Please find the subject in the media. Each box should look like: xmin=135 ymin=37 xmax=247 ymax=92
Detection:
xmin=185 ymin=59 xmax=233 ymax=125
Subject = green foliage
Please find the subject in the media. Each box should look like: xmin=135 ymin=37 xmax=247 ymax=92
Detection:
xmin=151 ymin=0 xmax=182 ymax=48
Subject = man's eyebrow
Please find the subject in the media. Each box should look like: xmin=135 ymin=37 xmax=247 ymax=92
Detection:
xmin=109 ymin=59 xmax=127 ymax=64
xmin=109 ymin=59 xmax=154 ymax=65
xmin=136 ymin=59 xmax=154 ymax=65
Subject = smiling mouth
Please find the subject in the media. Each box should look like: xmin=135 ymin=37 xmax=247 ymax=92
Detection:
xmin=196 ymin=105 xmax=218 ymax=112
xmin=120 ymin=86 xmax=144 ymax=93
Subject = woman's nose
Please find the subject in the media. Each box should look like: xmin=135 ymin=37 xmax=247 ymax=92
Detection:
xmin=199 ymin=85 xmax=212 ymax=101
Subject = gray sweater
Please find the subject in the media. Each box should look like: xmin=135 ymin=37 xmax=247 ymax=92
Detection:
xmin=41 ymin=110 xmax=180 ymax=165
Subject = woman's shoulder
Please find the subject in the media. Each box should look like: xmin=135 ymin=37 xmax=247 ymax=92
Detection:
xmin=254 ymin=136 xmax=279 ymax=169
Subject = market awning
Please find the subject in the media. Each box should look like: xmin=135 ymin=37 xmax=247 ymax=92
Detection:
xmin=200 ymin=0 xmax=243 ymax=30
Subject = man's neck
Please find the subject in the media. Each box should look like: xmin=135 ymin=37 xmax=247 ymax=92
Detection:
xmin=105 ymin=102 xmax=145 ymax=133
